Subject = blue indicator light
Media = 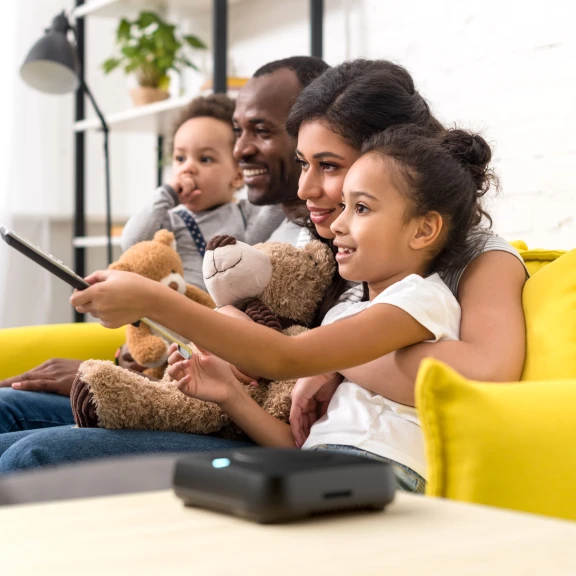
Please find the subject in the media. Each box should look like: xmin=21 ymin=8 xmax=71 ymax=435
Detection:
xmin=212 ymin=458 xmax=231 ymax=469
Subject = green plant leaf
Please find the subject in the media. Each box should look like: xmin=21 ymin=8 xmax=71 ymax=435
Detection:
xmin=102 ymin=57 xmax=121 ymax=74
xmin=184 ymin=35 xmax=207 ymax=49
xmin=137 ymin=11 xmax=159 ymax=29
xmin=103 ymin=11 xmax=204 ymax=85
xmin=121 ymin=45 xmax=140 ymax=58
xmin=116 ymin=19 xmax=131 ymax=42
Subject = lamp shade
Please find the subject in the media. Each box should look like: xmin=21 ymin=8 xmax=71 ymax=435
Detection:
xmin=20 ymin=12 xmax=79 ymax=95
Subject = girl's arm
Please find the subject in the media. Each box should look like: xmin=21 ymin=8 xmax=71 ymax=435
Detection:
xmin=166 ymin=344 xmax=295 ymax=447
xmin=341 ymin=251 xmax=527 ymax=405
xmin=71 ymin=271 xmax=433 ymax=381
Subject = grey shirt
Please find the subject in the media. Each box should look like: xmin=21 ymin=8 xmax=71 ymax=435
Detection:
xmin=266 ymin=217 xmax=303 ymax=245
xmin=121 ymin=185 xmax=285 ymax=290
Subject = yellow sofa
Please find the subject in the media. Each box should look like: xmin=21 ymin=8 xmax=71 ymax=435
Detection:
xmin=417 ymin=245 xmax=576 ymax=521
xmin=0 ymin=323 xmax=125 ymax=380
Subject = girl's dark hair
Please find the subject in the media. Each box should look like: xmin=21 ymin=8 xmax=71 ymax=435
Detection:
xmin=363 ymin=124 xmax=496 ymax=275
xmin=172 ymin=94 xmax=236 ymax=146
xmin=285 ymin=59 xmax=444 ymax=323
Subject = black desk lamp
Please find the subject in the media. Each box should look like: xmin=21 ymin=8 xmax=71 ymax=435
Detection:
xmin=20 ymin=11 xmax=113 ymax=265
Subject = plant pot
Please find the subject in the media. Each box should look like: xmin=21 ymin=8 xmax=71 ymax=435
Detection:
xmin=130 ymin=86 xmax=169 ymax=107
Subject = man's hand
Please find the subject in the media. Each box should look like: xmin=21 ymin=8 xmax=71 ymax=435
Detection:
xmin=290 ymin=372 xmax=343 ymax=448
xmin=0 ymin=359 xmax=82 ymax=396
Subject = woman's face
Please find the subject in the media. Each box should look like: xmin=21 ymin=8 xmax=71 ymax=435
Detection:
xmin=296 ymin=121 xmax=361 ymax=239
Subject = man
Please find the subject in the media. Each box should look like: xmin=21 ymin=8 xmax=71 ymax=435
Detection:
xmin=0 ymin=56 xmax=329 ymax=440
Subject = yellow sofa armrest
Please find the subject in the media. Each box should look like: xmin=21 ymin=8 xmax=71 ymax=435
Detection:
xmin=0 ymin=323 xmax=126 ymax=380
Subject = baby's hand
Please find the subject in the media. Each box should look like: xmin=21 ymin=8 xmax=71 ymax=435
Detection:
xmin=166 ymin=343 xmax=241 ymax=406
xmin=170 ymin=174 xmax=199 ymax=209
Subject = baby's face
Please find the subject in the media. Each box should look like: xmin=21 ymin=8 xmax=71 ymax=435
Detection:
xmin=172 ymin=117 xmax=243 ymax=213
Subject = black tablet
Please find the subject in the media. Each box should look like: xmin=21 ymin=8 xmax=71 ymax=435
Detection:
xmin=0 ymin=225 xmax=193 ymax=358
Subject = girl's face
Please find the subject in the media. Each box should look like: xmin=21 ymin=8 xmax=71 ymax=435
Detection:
xmin=330 ymin=153 xmax=423 ymax=294
xmin=296 ymin=121 xmax=361 ymax=239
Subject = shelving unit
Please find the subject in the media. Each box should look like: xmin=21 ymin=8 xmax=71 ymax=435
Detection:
xmin=72 ymin=0 xmax=325 ymax=321
xmin=73 ymin=94 xmax=193 ymax=134
xmin=73 ymin=235 xmax=123 ymax=248
xmin=73 ymin=0 xmax=243 ymax=19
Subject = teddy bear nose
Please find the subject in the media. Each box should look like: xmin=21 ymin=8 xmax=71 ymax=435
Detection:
xmin=207 ymin=235 xmax=237 ymax=251
xmin=169 ymin=281 xmax=179 ymax=291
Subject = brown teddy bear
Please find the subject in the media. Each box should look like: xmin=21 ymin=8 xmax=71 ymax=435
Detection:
xmin=110 ymin=229 xmax=215 ymax=379
xmin=71 ymin=235 xmax=336 ymax=437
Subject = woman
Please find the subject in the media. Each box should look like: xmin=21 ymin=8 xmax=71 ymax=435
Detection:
xmin=0 ymin=60 xmax=526 ymax=474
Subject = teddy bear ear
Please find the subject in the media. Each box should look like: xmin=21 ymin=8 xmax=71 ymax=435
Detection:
xmin=109 ymin=261 xmax=132 ymax=272
xmin=153 ymin=229 xmax=176 ymax=250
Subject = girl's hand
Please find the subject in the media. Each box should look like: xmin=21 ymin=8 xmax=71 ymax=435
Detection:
xmin=166 ymin=343 xmax=242 ymax=406
xmin=70 ymin=270 xmax=158 ymax=328
xmin=290 ymin=373 xmax=343 ymax=448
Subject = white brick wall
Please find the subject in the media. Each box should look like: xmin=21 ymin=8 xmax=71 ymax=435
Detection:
xmin=357 ymin=0 xmax=576 ymax=248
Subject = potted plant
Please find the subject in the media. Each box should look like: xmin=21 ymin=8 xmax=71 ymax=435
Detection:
xmin=102 ymin=11 xmax=207 ymax=107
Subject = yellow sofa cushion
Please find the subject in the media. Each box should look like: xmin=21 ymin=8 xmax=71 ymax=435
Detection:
xmin=0 ymin=323 xmax=126 ymax=380
xmin=520 ymin=248 xmax=576 ymax=381
xmin=510 ymin=240 xmax=566 ymax=276
xmin=416 ymin=358 xmax=576 ymax=521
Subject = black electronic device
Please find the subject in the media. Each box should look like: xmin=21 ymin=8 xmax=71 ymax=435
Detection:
xmin=173 ymin=448 xmax=395 ymax=524
xmin=0 ymin=225 xmax=193 ymax=358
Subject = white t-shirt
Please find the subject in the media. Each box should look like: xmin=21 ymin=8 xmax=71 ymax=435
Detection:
xmin=302 ymin=273 xmax=461 ymax=479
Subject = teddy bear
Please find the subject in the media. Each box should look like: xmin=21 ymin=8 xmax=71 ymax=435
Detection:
xmin=70 ymin=234 xmax=336 ymax=437
xmin=109 ymin=229 xmax=215 ymax=379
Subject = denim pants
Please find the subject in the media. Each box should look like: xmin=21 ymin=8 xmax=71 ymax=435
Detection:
xmin=311 ymin=444 xmax=426 ymax=494
xmin=0 ymin=388 xmax=253 ymax=475
xmin=0 ymin=388 xmax=75 ymax=433
xmin=0 ymin=426 xmax=255 ymax=475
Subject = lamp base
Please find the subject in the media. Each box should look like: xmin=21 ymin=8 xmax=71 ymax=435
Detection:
xmin=130 ymin=87 xmax=169 ymax=107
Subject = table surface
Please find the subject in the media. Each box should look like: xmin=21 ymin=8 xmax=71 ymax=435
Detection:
xmin=2 ymin=489 xmax=576 ymax=575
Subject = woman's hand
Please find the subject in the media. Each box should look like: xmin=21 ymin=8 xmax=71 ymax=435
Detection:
xmin=70 ymin=270 xmax=159 ymax=328
xmin=290 ymin=372 xmax=343 ymax=448
xmin=166 ymin=343 xmax=243 ymax=407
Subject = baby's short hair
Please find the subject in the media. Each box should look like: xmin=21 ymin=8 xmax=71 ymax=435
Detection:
xmin=172 ymin=94 xmax=235 ymax=140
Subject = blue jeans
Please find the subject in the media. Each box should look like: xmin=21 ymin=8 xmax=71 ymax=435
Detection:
xmin=0 ymin=388 xmax=75 ymax=433
xmin=0 ymin=426 xmax=254 ymax=475
xmin=311 ymin=444 xmax=426 ymax=494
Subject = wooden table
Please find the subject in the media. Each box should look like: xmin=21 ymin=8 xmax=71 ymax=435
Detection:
xmin=2 ymin=490 xmax=575 ymax=575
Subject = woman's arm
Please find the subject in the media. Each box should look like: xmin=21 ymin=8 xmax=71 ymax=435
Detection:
xmin=71 ymin=271 xmax=433 ymax=381
xmin=341 ymin=251 xmax=527 ymax=406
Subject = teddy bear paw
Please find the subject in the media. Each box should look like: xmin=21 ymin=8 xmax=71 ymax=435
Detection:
xmin=70 ymin=375 xmax=100 ymax=428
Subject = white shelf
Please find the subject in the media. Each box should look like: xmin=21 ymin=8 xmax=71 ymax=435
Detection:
xmin=74 ymin=94 xmax=192 ymax=134
xmin=73 ymin=0 xmax=244 ymax=19
xmin=73 ymin=236 xmax=123 ymax=248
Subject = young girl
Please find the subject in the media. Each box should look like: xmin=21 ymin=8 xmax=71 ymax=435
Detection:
xmin=71 ymin=124 xmax=496 ymax=493
xmin=121 ymin=94 xmax=284 ymax=290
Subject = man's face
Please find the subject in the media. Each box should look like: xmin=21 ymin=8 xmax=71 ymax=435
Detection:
xmin=233 ymin=68 xmax=303 ymax=206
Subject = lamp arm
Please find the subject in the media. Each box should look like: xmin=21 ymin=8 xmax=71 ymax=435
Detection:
xmin=69 ymin=15 xmax=113 ymax=264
